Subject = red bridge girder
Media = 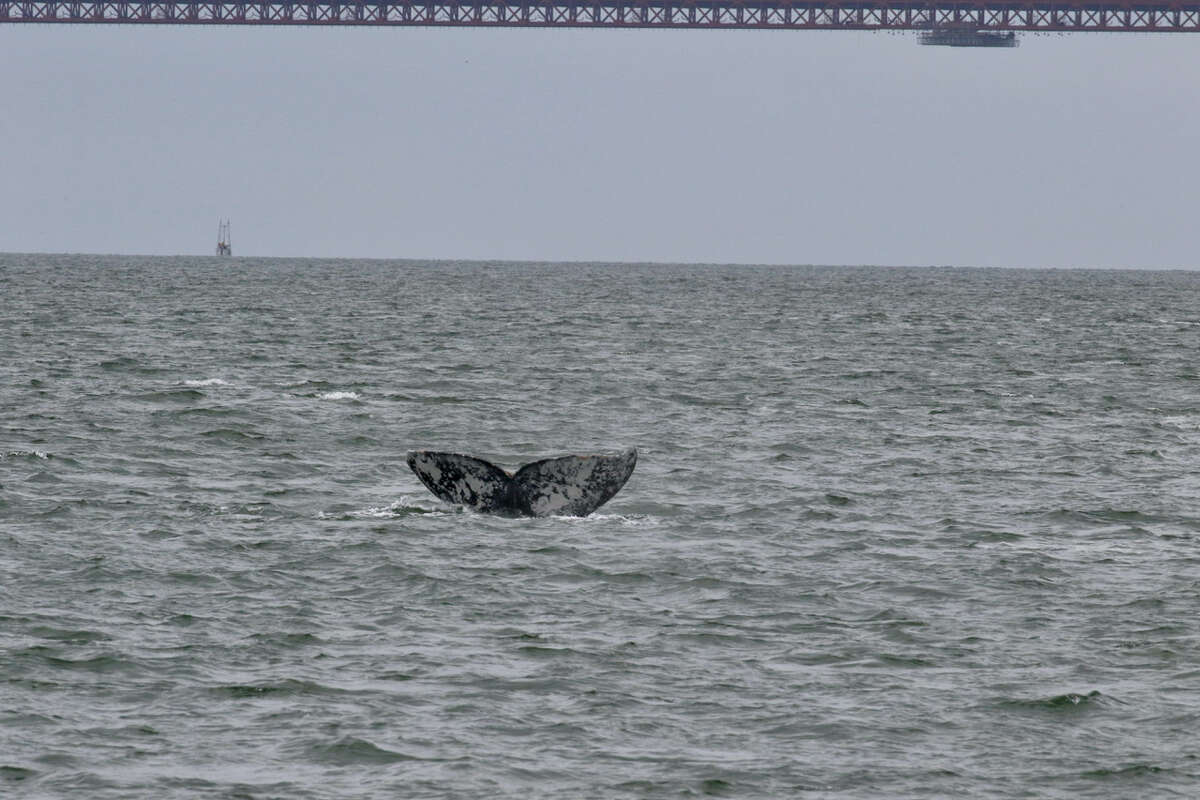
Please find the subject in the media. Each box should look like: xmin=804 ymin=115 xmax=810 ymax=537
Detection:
xmin=2 ymin=0 xmax=1199 ymax=31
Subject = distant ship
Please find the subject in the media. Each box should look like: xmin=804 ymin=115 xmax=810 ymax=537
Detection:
xmin=918 ymin=27 xmax=1017 ymax=47
xmin=216 ymin=219 xmax=232 ymax=256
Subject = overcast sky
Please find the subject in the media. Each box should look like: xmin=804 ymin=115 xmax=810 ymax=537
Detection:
xmin=2 ymin=24 xmax=1197 ymax=267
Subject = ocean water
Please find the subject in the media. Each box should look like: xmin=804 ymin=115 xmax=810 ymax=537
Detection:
xmin=2 ymin=253 xmax=1199 ymax=798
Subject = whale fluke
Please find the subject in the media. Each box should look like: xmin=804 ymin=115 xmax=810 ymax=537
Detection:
xmin=406 ymin=449 xmax=637 ymax=518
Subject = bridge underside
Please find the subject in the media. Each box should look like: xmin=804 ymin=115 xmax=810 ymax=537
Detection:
xmin=2 ymin=0 xmax=1199 ymax=31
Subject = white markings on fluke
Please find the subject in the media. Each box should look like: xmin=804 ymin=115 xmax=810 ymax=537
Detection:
xmin=406 ymin=449 xmax=637 ymax=518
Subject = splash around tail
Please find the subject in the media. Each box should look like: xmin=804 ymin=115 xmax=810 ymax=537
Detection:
xmin=406 ymin=449 xmax=637 ymax=518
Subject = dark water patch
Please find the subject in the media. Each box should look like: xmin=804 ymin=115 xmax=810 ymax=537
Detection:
xmin=210 ymin=679 xmax=362 ymax=699
xmin=590 ymin=568 xmax=656 ymax=586
xmin=499 ymin=630 xmax=545 ymax=641
xmin=28 ymin=627 xmax=110 ymax=644
xmin=133 ymin=460 xmax=189 ymax=479
xmin=303 ymin=737 xmax=422 ymax=765
xmin=82 ymin=724 xmax=160 ymax=738
xmin=697 ymin=778 xmax=735 ymax=796
xmin=167 ymin=571 xmax=221 ymax=586
xmin=31 ymin=504 xmax=76 ymax=520
xmin=1117 ymin=595 xmax=1169 ymax=610
xmin=135 ymin=389 xmax=205 ymax=403
xmin=869 ymin=653 xmax=935 ymax=668
xmin=32 ymin=753 xmax=77 ymax=768
xmin=339 ymin=434 xmax=380 ymax=446
xmin=1078 ymin=763 xmax=1182 ymax=781
xmin=163 ymin=406 xmax=241 ymax=418
xmin=98 ymin=356 xmax=139 ymax=371
xmin=230 ymin=539 xmax=287 ymax=552
xmin=953 ymin=527 xmax=1025 ymax=545
xmin=0 ymin=766 xmax=36 ymax=782
xmin=857 ymin=608 xmax=928 ymax=626
xmin=3 ymin=669 xmax=63 ymax=690
xmin=40 ymin=653 xmax=141 ymax=675
xmin=1041 ymin=507 xmax=1184 ymax=532
xmin=526 ymin=544 xmax=578 ymax=557
xmin=998 ymin=690 xmax=1106 ymax=712
xmin=249 ymin=632 xmax=323 ymax=648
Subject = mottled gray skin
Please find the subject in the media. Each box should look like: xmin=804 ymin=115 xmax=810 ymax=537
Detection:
xmin=406 ymin=449 xmax=637 ymax=518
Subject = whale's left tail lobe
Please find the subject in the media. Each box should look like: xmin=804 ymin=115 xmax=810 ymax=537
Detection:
xmin=405 ymin=451 xmax=517 ymax=515
xmin=406 ymin=449 xmax=636 ymax=518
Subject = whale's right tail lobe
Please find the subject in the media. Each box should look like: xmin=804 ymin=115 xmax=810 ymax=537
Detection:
xmin=514 ymin=449 xmax=637 ymax=517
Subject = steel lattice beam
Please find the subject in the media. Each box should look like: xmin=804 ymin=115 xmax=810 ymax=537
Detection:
xmin=2 ymin=0 xmax=1200 ymax=31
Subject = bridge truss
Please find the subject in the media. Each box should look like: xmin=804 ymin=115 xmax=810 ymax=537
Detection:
xmin=2 ymin=0 xmax=1199 ymax=32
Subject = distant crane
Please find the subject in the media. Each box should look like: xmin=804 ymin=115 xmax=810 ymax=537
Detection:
xmin=216 ymin=219 xmax=232 ymax=257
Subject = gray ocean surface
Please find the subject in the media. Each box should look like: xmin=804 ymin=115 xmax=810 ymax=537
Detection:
xmin=2 ymin=253 xmax=1199 ymax=799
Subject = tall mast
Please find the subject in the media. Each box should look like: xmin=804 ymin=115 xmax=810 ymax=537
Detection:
xmin=216 ymin=219 xmax=232 ymax=256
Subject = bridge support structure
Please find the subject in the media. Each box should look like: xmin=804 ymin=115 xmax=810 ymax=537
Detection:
xmin=2 ymin=0 xmax=1200 ymax=32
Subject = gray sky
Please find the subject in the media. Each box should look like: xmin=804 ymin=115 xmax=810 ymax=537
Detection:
xmin=2 ymin=24 xmax=1197 ymax=267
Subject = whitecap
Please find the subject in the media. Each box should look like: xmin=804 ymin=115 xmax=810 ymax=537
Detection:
xmin=552 ymin=512 xmax=652 ymax=526
xmin=319 ymin=391 xmax=361 ymax=401
xmin=318 ymin=498 xmax=442 ymax=520
xmin=185 ymin=378 xmax=231 ymax=387
xmin=348 ymin=502 xmax=408 ymax=519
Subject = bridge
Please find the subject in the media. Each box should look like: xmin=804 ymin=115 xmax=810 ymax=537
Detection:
xmin=3 ymin=0 xmax=1199 ymax=44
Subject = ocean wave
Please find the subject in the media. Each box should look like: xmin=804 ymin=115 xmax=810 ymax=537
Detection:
xmin=10 ymin=256 xmax=1200 ymax=800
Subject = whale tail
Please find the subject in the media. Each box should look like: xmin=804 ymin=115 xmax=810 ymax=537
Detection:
xmin=406 ymin=449 xmax=637 ymax=518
